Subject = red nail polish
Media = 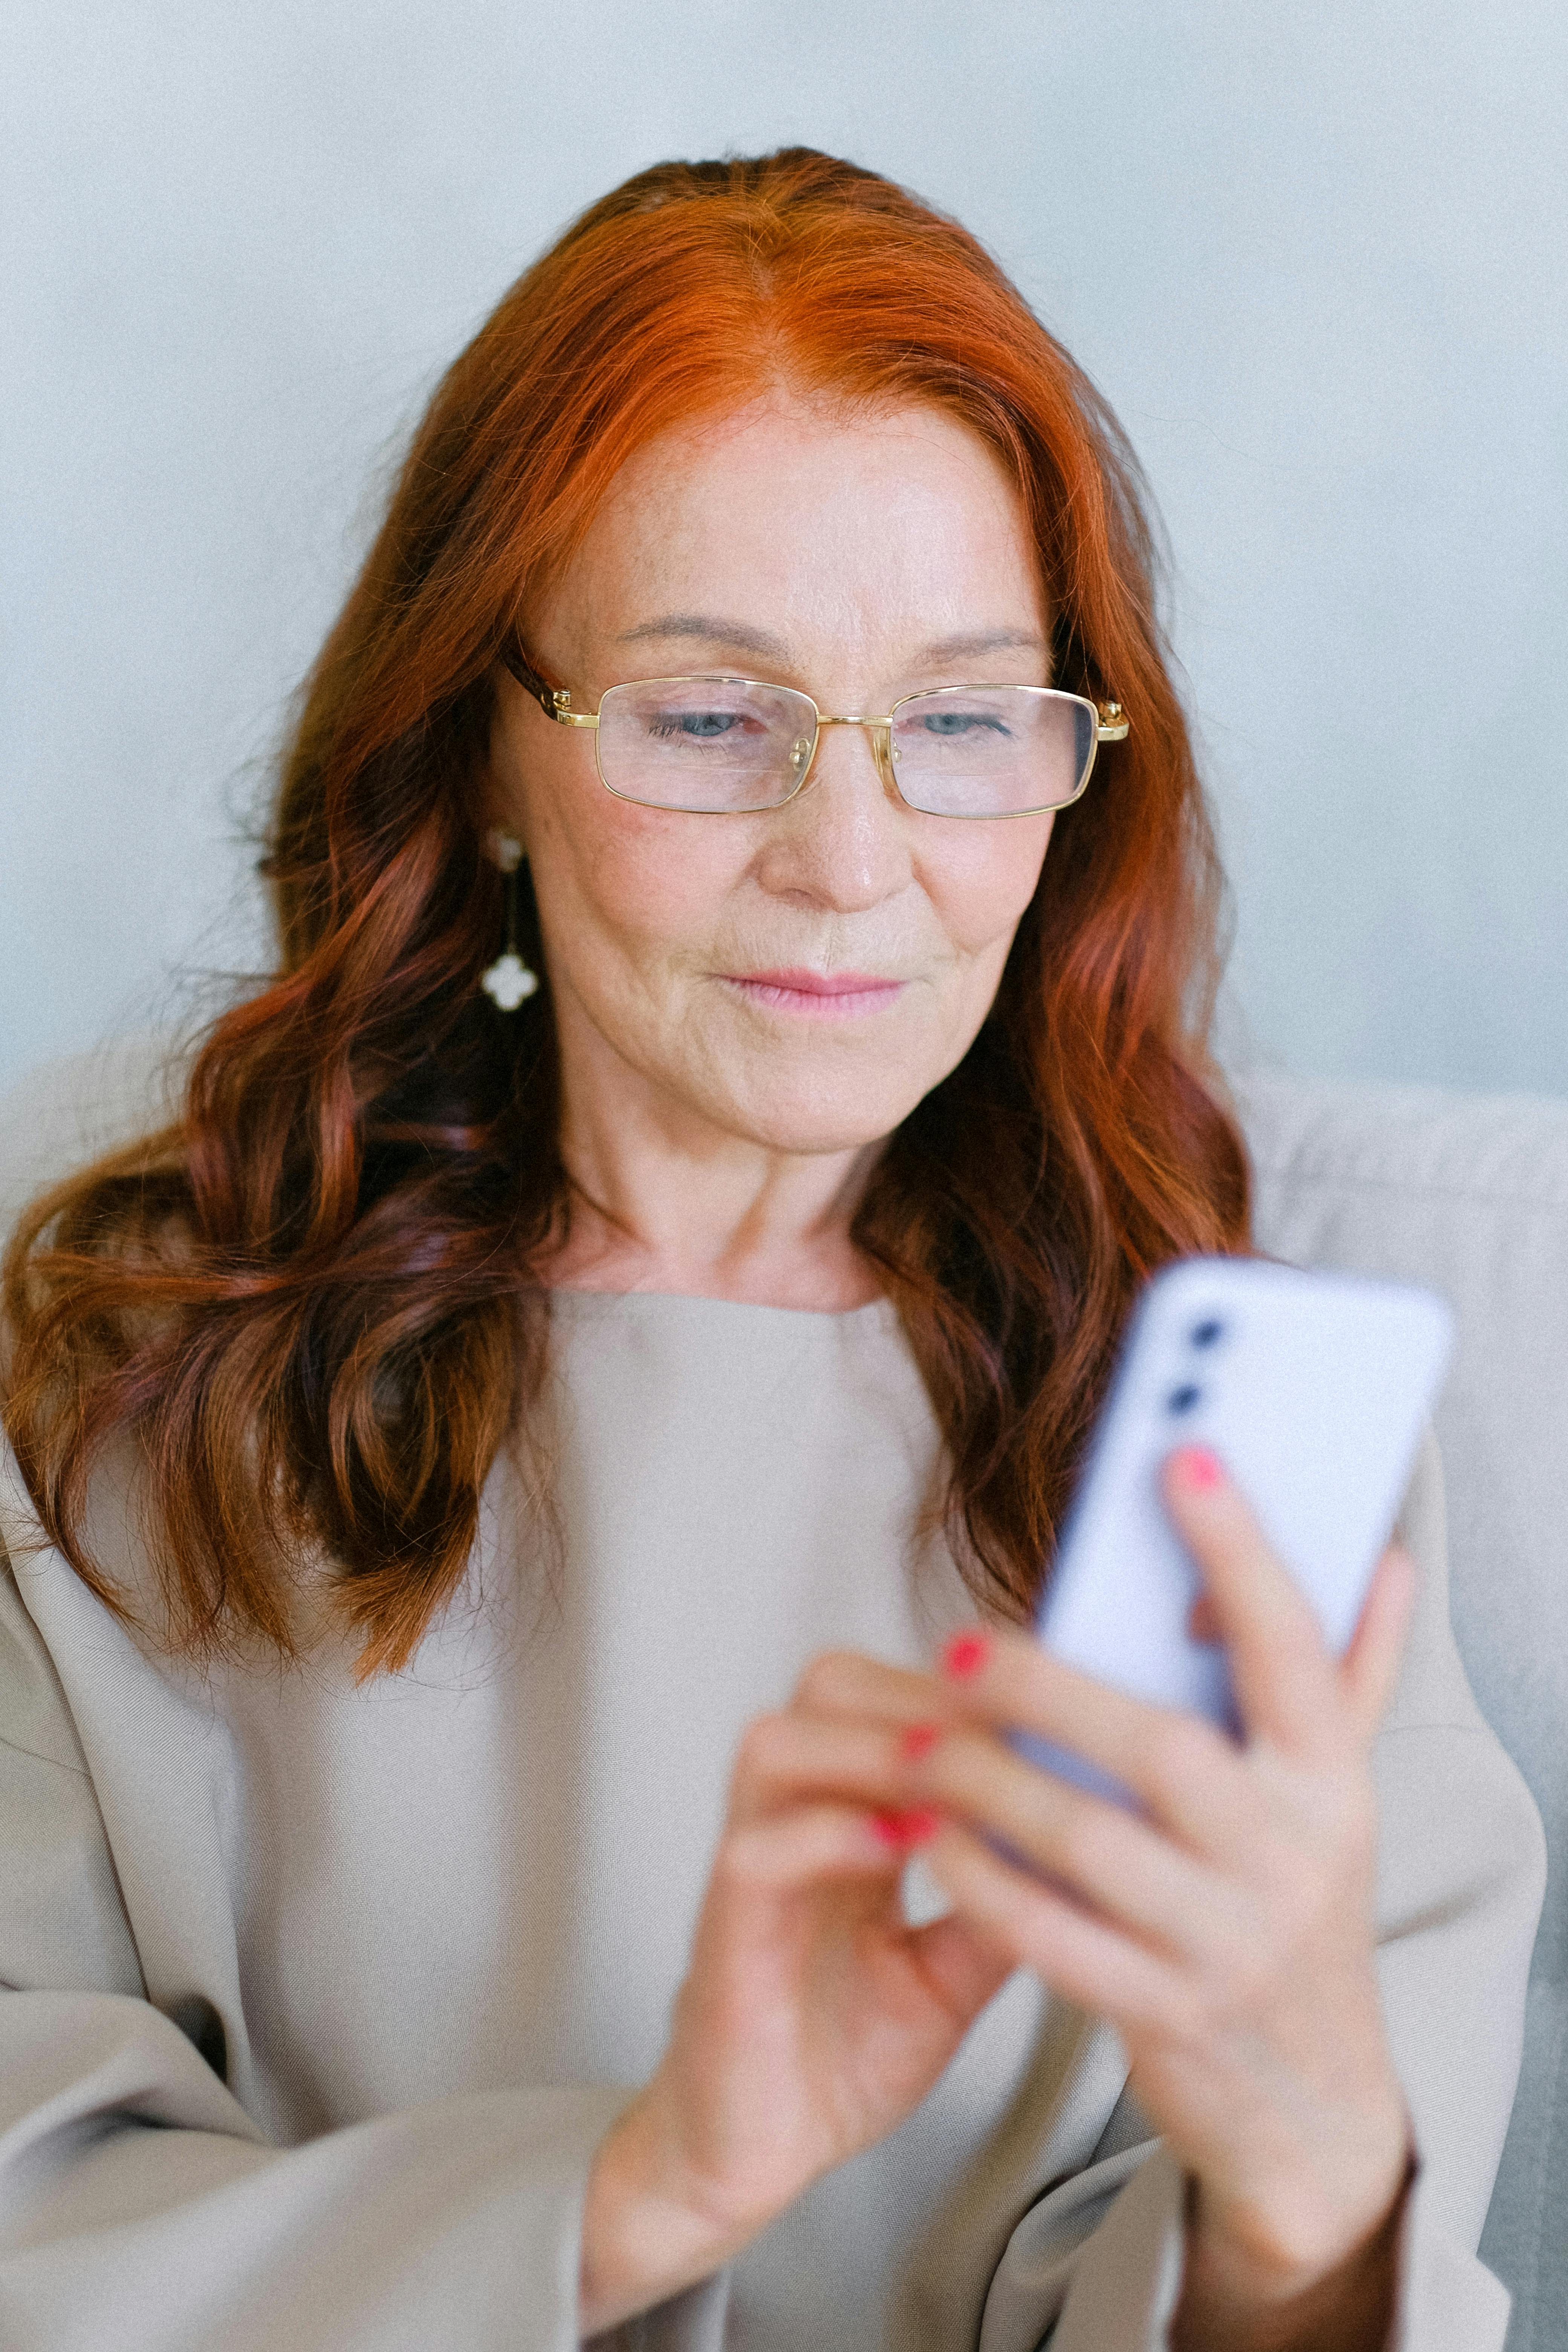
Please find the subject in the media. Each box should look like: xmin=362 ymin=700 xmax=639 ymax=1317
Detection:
xmin=1178 ymin=1446 xmax=1223 ymax=1491
xmin=872 ymin=1807 xmax=941 ymax=1847
xmin=942 ymin=1632 xmax=990 ymax=1680
xmin=900 ymin=1723 xmax=942 ymax=1760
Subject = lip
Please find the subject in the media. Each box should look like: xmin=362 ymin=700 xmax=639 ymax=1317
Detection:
xmin=721 ymin=966 xmax=906 ymax=1017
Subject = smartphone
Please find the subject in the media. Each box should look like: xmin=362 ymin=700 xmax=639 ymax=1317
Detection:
xmin=1012 ymin=1256 xmax=1454 ymax=1802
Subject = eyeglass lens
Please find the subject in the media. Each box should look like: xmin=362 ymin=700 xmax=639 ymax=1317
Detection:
xmin=594 ymin=680 xmax=1095 ymax=815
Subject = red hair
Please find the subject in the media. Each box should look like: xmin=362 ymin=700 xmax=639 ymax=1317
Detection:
xmin=3 ymin=150 xmax=1249 ymax=1675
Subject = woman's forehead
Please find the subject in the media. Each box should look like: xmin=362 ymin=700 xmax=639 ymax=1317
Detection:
xmin=547 ymin=397 xmax=1049 ymax=662
xmin=590 ymin=394 xmax=1028 ymax=534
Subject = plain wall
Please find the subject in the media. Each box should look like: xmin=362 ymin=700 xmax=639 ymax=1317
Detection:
xmin=3 ymin=0 xmax=1565 ymax=1098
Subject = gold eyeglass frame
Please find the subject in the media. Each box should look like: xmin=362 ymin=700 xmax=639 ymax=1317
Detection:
xmin=500 ymin=640 xmax=1130 ymax=819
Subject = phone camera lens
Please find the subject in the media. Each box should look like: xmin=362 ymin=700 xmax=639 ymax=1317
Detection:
xmin=1166 ymin=1384 xmax=1203 ymax=1415
xmin=1189 ymin=1318 xmax=1225 ymax=1350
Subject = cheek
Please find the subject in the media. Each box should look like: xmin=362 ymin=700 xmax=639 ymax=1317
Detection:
xmin=917 ymin=815 xmax=1054 ymax=958
xmin=525 ymin=758 xmax=749 ymax=966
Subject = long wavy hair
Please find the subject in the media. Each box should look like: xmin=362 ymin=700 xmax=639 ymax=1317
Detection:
xmin=3 ymin=149 xmax=1249 ymax=1677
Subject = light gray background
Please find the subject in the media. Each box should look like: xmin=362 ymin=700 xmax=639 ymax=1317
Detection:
xmin=4 ymin=0 xmax=1565 ymax=1099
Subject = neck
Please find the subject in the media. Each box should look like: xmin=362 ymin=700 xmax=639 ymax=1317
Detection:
xmin=536 ymin=1032 xmax=886 ymax=1315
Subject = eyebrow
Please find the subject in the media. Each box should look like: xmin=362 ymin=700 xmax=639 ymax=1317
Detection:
xmin=614 ymin=617 xmax=1048 ymax=666
xmin=616 ymin=615 xmax=791 ymax=660
xmin=914 ymin=628 xmax=1047 ymax=665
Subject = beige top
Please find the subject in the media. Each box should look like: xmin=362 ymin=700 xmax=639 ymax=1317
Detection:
xmin=0 ymin=1282 xmax=1546 ymax=2351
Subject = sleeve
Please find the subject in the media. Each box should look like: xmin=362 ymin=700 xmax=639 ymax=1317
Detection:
xmin=972 ymin=1430 xmax=1547 ymax=2352
xmin=0 ymin=1554 xmax=631 ymax=2352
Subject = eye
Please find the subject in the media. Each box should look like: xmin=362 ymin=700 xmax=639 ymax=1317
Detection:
xmin=650 ymin=710 xmax=730 ymax=739
xmin=646 ymin=708 xmax=761 ymax=742
xmin=915 ymin=709 xmax=1011 ymax=739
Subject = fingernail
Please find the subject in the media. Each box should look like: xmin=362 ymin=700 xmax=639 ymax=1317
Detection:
xmin=1175 ymin=1446 xmax=1223 ymax=1491
xmin=871 ymin=1807 xmax=941 ymax=1847
xmin=900 ymin=1722 xmax=942 ymax=1760
xmin=942 ymin=1632 xmax=991 ymax=1680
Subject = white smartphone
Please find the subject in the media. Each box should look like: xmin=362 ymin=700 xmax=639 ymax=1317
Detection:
xmin=1012 ymin=1256 xmax=1454 ymax=1801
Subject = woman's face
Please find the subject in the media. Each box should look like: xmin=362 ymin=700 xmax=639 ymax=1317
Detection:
xmin=489 ymin=396 xmax=1055 ymax=1158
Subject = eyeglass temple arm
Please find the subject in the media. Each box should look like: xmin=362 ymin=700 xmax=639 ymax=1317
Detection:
xmin=1096 ymin=701 xmax=1130 ymax=741
xmin=500 ymin=639 xmax=599 ymax=728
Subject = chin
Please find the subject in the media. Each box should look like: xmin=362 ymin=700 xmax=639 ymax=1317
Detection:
xmin=718 ymin=1078 xmax=923 ymax=1158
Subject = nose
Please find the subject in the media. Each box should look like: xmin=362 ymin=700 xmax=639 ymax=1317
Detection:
xmin=752 ymin=720 xmax=910 ymax=915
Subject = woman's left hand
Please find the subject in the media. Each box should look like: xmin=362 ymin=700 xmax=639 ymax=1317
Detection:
xmin=825 ymin=1444 xmax=1419 ymax=2352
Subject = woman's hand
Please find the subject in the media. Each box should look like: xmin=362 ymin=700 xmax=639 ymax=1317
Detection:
xmin=577 ymin=1672 xmax=1015 ymax=2334
xmin=894 ymin=1444 xmax=1418 ymax=2352
xmin=581 ymin=1442 xmax=1417 ymax=2347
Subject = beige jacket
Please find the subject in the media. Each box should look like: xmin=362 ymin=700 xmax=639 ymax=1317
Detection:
xmin=0 ymin=1277 xmax=1546 ymax=2351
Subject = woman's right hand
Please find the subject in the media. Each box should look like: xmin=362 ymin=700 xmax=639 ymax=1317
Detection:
xmin=576 ymin=1657 xmax=1014 ymax=2336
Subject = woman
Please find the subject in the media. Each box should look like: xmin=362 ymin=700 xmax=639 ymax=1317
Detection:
xmin=0 ymin=150 xmax=1543 ymax=2350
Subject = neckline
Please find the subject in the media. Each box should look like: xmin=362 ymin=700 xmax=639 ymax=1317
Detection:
xmin=545 ymin=1285 xmax=894 ymax=1327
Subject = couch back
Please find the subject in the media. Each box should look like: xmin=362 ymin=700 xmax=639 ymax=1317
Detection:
xmin=1238 ymin=1065 xmax=1568 ymax=2350
xmin=3 ymin=1042 xmax=1566 ymax=2340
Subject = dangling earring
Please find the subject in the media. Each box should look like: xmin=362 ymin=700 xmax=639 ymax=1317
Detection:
xmin=480 ymin=830 xmax=540 ymax=1010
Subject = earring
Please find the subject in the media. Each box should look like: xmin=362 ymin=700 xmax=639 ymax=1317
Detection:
xmin=480 ymin=830 xmax=540 ymax=1010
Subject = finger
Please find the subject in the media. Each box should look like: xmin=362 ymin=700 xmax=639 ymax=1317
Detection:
xmin=906 ymin=1912 xmax=1017 ymax=2022
xmin=912 ymin=1723 xmax=1238 ymax=1957
xmin=720 ymin=1800 xmax=928 ymax=1894
xmin=728 ymin=1710 xmax=926 ymax=1827
xmin=933 ymin=1624 xmax=1260 ymax=1857
xmin=737 ymin=1683 xmax=1239 ymax=1954
xmin=789 ymin=1647 xmax=967 ymax=1732
xmin=732 ymin=1689 xmax=1228 ymax=1927
xmin=1340 ymin=1544 xmax=1418 ymax=1746
xmin=923 ymin=1818 xmax=1182 ymax=2034
xmin=1160 ymin=1446 xmax=1341 ymax=1755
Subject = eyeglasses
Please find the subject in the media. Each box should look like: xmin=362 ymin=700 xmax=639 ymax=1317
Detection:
xmin=501 ymin=642 xmax=1129 ymax=818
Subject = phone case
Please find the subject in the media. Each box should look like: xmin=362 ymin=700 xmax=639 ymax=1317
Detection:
xmin=1012 ymin=1256 xmax=1453 ymax=1800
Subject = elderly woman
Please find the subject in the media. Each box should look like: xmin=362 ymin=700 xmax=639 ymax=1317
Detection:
xmin=0 ymin=150 xmax=1543 ymax=2351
